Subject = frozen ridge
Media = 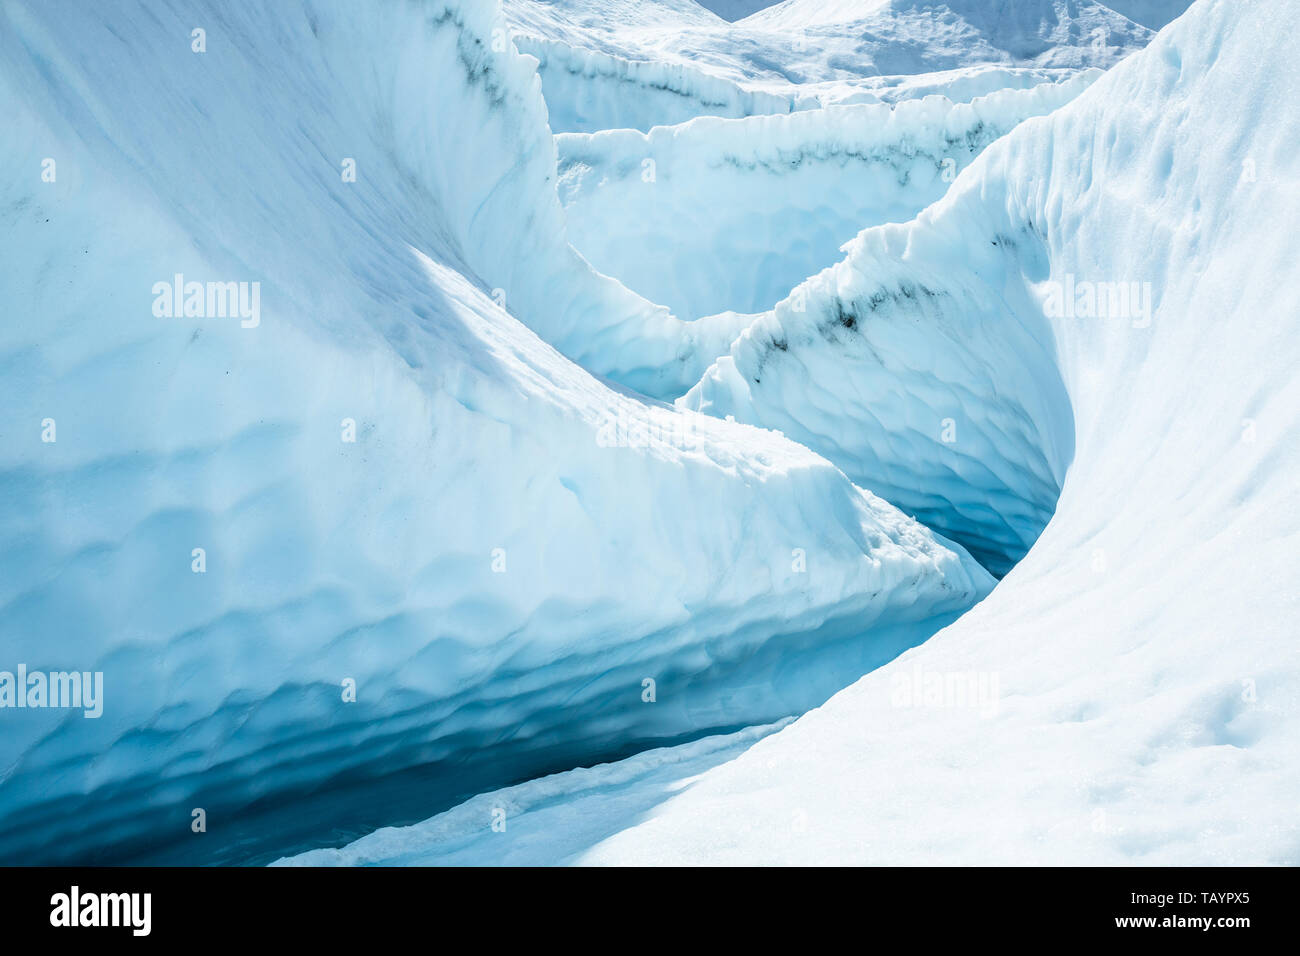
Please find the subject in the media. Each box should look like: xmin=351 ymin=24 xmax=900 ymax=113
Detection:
xmin=295 ymin=0 xmax=1299 ymax=866
xmin=0 ymin=0 xmax=992 ymax=864
xmin=556 ymin=70 xmax=1098 ymax=323
xmin=510 ymin=28 xmax=1090 ymax=136
xmin=502 ymin=0 xmax=1168 ymax=131
xmin=511 ymin=34 xmax=803 ymax=134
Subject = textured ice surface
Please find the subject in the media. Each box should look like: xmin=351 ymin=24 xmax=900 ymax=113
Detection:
xmin=2 ymin=0 xmax=1248 ymax=870
xmin=512 ymin=34 xmax=800 ymax=134
xmin=672 ymin=7 xmax=1224 ymax=575
xmin=501 ymin=0 xmax=1156 ymax=133
xmin=0 ymin=0 xmax=992 ymax=864
xmin=680 ymin=228 xmax=1075 ymax=576
xmin=556 ymin=72 xmax=1097 ymax=321
xmin=315 ymin=0 xmax=1298 ymax=866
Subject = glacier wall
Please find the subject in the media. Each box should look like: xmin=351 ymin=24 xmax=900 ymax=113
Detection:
xmin=513 ymin=34 xmax=800 ymax=134
xmin=556 ymin=71 xmax=1098 ymax=322
xmin=747 ymin=0 xmax=1155 ymax=69
xmin=502 ymin=0 xmax=1148 ymax=117
xmin=0 ymin=0 xmax=991 ymax=864
xmin=681 ymin=209 xmax=1075 ymax=576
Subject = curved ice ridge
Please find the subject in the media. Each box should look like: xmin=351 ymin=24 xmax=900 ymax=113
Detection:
xmin=514 ymin=34 xmax=802 ymax=133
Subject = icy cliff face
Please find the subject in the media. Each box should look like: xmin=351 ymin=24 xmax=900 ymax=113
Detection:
xmin=0 ymin=0 xmax=990 ymax=864
xmin=674 ymin=5 xmax=1249 ymax=577
xmin=556 ymin=72 xmax=1097 ymax=322
xmin=512 ymin=35 xmax=800 ymax=134
xmin=679 ymin=208 xmax=1076 ymax=576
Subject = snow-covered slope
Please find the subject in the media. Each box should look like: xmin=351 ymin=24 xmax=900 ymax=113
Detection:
xmin=0 ymin=0 xmax=991 ymax=864
xmin=289 ymin=0 xmax=1300 ymax=866
xmin=556 ymin=72 xmax=1096 ymax=321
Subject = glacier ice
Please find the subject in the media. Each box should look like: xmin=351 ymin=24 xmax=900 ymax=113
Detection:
xmin=0 ymin=0 xmax=991 ymax=864
xmin=501 ymin=0 xmax=1154 ymax=134
xmin=679 ymin=213 xmax=1077 ymax=577
xmin=4 ymin=0 xmax=1291 ymax=870
xmin=511 ymin=34 xmax=800 ymax=135
xmin=556 ymin=72 xmax=1097 ymax=322
xmin=306 ymin=0 xmax=1299 ymax=866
